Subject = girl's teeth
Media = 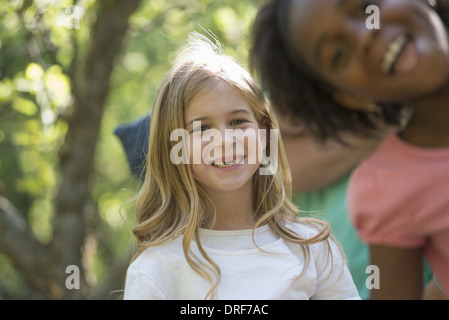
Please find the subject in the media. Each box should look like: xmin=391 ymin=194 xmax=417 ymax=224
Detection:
xmin=213 ymin=161 xmax=236 ymax=167
xmin=382 ymin=35 xmax=407 ymax=74
xmin=212 ymin=158 xmax=243 ymax=167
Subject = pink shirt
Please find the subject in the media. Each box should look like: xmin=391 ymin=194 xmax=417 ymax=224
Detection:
xmin=348 ymin=133 xmax=449 ymax=295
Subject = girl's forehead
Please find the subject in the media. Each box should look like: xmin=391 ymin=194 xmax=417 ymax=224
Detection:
xmin=287 ymin=0 xmax=334 ymax=59
xmin=287 ymin=0 xmax=360 ymax=48
xmin=184 ymin=81 xmax=259 ymax=120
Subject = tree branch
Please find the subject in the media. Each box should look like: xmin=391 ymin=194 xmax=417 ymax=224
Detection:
xmin=1 ymin=0 xmax=143 ymax=299
xmin=0 ymin=197 xmax=64 ymax=298
xmin=51 ymin=0 xmax=142 ymax=296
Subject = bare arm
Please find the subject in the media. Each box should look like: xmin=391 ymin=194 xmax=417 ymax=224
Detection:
xmin=369 ymin=244 xmax=424 ymax=300
xmin=424 ymin=278 xmax=448 ymax=300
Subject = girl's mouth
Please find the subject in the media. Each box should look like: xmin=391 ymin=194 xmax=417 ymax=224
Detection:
xmin=211 ymin=156 xmax=245 ymax=168
xmin=382 ymin=35 xmax=418 ymax=76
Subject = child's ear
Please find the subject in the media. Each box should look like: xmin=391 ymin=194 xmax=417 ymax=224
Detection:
xmin=332 ymin=91 xmax=381 ymax=113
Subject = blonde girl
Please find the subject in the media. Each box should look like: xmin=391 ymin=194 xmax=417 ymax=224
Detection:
xmin=124 ymin=33 xmax=359 ymax=300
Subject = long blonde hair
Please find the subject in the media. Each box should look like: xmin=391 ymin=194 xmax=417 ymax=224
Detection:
xmin=131 ymin=33 xmax=333 ymax=299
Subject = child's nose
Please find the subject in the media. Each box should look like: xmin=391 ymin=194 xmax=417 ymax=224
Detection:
xmin=355 ymin=21 xmax=380 ymax=57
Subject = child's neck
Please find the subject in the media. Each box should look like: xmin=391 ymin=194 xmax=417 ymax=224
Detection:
xmin=204 ymin=183 xmax=256 ymax=231
xmin=400 ymin=81 xmax=449 ymax=148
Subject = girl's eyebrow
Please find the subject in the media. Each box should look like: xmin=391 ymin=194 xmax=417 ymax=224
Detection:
xmin=313 ymin=0 xmax=349 ymax=65
xmin=185 ymin=116 xmax=209 ymax=127
xmin=230 ymin=108 xmax=251 ymax=115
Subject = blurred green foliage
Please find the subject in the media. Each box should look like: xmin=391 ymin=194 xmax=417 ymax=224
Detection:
xmin=0 ymin=0 xmax=264 ymax=298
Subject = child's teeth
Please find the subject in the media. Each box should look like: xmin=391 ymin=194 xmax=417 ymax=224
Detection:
xmin=213 ymin=160 xmax=237 ymax=167
xmin=211 ymin=156 xmax=244 ymax=167
xmin=383 ymin=35 xmax=407 ymax=74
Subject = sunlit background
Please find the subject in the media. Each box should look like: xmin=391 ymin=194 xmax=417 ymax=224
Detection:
xmin=0 ymin=0 xmax=264 ymax=299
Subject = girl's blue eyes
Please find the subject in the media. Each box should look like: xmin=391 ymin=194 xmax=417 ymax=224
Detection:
xmin=192 ymin=119 xmax=247 ymax=132
xmin=230 ymin=119 xmax=245 ymax=126
xmin=190 ymin=125 xmax=207 ymax=133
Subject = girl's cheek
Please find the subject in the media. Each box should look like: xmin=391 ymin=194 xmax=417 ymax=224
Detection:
xmin=243 ymin=128 xmax=264 ymax=165
xmin=187 ymin=127 xmax=266 ymax=165
xmin=190 ymin=136 xmax=221 ymax=165
xmin=186 ymin=134 xmax=203 ymax=164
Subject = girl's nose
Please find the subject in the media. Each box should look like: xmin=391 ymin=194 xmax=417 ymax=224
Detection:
xmin=345 ymin=16 xmax=379 ymax=57
xmin=203 ymin=125 xmax=236 ymax=155
xmin=358 ymin=22 xmax=379 ymax=56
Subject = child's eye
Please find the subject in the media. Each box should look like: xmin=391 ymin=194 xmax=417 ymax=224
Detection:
xmin=192 ymin=124 xmax=209 ymax=133
xmin=230 ymin=119 xmax=246 ymax=126
xmin=331 ymin=45 xmax=348 ymax=69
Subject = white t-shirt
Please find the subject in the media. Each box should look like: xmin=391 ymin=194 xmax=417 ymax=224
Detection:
xmin=124 ymin=221 xmax=360 ymax=300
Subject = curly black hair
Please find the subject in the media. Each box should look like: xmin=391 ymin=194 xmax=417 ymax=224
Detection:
xmin=250 ymin=0 xmax=449 ymax=143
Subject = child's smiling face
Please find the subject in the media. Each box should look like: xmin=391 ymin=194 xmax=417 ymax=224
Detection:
xmin=286 ymin=0 xmax=449 ymax=106
xmin=184 ymin=81 xmax=264 ymax=194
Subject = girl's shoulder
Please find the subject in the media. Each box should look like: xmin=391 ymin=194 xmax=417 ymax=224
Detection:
xmin=129 ymin=237 xmax=184 ymax=271
xmin=283 ymin=218 xmax=328 ymax=239
xmin=281 ymin=221 xmax=360 ymax=299
xmin=283 ymin=218 xmax=343 ymax=258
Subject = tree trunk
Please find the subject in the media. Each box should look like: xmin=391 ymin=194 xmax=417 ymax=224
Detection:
xmin=0 ymin=0 xmax=141 ymax=299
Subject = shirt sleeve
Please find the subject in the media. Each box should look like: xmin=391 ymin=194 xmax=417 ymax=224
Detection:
xmin=348 ymin=164 xmax=426 ymax=248
xmin=311 ymin=238 xmax=361 ymax=300
xmin=124 ymin=268 xmax=168 ymax=300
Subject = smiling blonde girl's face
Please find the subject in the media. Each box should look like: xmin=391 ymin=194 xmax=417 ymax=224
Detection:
xmin=184 ymin=81 xmax=264 ymax=195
